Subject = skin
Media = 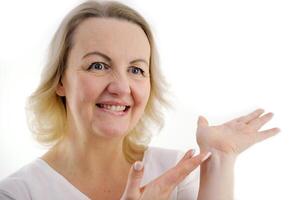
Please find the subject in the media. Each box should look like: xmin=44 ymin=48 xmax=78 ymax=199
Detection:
xmin=43 ymin=17 xmax=152 ymax=199
xmin=196 ymin=109 xmax=280 ymax=200
xmin=42 ymin=17 xmax=210 ymax=199
xmin=121 ymin=109 xmax=280 ymax=200
xmin=42 ymin=17 xmax=280 ymax=200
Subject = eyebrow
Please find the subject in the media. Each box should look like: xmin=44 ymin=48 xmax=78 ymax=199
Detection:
xmin=82 ymin=51 xmax=149 ymax=65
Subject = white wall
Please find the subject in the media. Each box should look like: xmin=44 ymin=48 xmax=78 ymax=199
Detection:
xmin=0 ymin=0 xmax=300 ymax=199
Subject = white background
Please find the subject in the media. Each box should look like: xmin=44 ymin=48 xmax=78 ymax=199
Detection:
xmin=0 ymin=0 xmax=300 ymax=199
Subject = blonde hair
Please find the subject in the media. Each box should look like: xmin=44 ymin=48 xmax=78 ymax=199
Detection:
xmin=26 ymin=0 xmax=169 ymax=163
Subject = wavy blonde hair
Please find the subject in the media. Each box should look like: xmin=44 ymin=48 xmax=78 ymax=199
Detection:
xmin=26 ymin=0 xmax=169 ymax=163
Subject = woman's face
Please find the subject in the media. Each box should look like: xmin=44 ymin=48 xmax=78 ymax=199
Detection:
xmin=57 ymin=17 xmax=151 ymax=139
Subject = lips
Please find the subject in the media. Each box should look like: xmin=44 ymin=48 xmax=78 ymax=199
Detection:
xmin=95 ymin=103 xmax=131 ymax=112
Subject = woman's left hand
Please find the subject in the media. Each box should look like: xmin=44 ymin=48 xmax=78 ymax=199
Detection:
xmin=196 ymin=108 xmax=280 ymax=157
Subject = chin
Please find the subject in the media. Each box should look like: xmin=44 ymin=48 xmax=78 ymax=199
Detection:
xmin=92 ymin=125 xmax=129 ymax=139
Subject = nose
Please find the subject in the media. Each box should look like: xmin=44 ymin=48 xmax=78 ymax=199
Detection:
xmin=107 ymin=71 xmax=131 ymax=96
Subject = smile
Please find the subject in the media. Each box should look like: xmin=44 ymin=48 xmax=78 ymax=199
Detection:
xmin=96 ymin=103 xmax=130 ymax=113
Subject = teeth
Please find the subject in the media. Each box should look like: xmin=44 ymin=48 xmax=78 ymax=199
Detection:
xmin=100 ymin=104 xmax=126 ymax=112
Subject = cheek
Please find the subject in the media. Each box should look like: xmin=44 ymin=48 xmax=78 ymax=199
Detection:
xmin=132 ymin=80 xmax=151 ymax=108
xmin=66 ymin=75 xmax=100 ymax=106
xmin=79 ymin=78 xmax=98 ymax=102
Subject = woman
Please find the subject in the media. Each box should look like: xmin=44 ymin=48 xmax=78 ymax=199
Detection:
xmin=0 ymin=1 xmax=280 ymax=199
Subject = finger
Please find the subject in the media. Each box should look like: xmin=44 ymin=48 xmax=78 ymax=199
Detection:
xmin=174 ymin=152 xmax=212 ymax=184
xmin=198 ymin=116 xmax=209 ymax=127
xmin=254 ymin=128 xmax=280 ymax=143
xmin=236 ymin=108 xmax=265 ymax=123
xmin=121 ymin=161 xmax=144 ymax=200
xmin=177 ymin=149 xmax=196 ymax=164
xmin=162 ymin=151 xmax=211 ymax=188
xmin=248 ymin=112 xmax=274 ymax=130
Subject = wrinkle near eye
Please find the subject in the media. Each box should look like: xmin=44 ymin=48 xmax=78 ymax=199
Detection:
xmin=130 ymin=66 xmax=143 ymax=74
xmin=88 ymin=62 xmax=107 ymax=70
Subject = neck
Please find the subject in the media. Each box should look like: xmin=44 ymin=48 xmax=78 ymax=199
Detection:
xmin=42 ymin=131 xmax=131 ymax=180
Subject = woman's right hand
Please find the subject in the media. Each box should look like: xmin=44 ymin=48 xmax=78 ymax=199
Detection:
xmin=120 ymin=149 xmax=212 ymax=200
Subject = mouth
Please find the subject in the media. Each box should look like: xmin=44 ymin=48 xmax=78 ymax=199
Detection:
xmin=95 ymin=103 xmax=131 ymax=113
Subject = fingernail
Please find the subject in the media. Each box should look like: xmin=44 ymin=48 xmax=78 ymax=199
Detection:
xmin=202 ymin=152 xmax=212 ymax=162
xmin=134 ymin=161 xmax=143 ymax=171
xmin=191 ymin=149 xmax=196 ymax=156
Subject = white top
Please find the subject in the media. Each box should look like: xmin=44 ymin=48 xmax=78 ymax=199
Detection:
xmin=0 ymin=147 xmax=200 ymax=200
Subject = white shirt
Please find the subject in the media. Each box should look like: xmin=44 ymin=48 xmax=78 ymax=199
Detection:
xmin=0 ymin=147 xmax=200 ymax=200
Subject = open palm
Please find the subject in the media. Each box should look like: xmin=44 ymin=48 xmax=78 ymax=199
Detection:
xmin=196 ymin=109 xmax=280 ymax=156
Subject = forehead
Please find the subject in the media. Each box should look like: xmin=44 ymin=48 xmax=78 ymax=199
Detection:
xmin=71 ymin=17 xmax=151 ymax=60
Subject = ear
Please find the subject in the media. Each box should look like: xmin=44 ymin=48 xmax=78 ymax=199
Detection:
xmin=56 ymin=80 xmax=65 ymax=97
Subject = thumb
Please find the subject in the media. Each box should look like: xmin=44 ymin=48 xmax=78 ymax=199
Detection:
xmin=121 ymin=161 xmax=144 ymax=200
xmin=198 ymin=116 xmax=209 ymax=127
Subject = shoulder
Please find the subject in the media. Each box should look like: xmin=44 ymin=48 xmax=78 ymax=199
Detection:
xmin=142 ymin=146 xmax=185 ymax=181
xmin=0 ymin=177 xmax=31 ymax=200
xmin=0 ymin=158 xmax=70 ymax=199
xmin=0 ymin=160 xmax=41 ymax=199
xmin=0 ymin=159 xmax=90 ymax=200
xmin=142 ymin=146 xmax=199 ymax=182
xmin=144 ymin=147 xmax=185 ymax=169
xmin=143 ymin=146 xmax=185 ymax=167
xmin=142 ymin=147 xmax=200 ymax=199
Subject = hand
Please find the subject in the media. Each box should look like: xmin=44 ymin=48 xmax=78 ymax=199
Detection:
xmin=120 ymin=149 xmax=211 ymax=200
xmin=196 ymin=108 xmax=280 ymax=156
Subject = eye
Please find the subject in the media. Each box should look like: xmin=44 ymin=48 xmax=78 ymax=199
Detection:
xmin=88 ymin=62 xmax=109 ymax=71
xmin=128 ymin=66 xmax=145 ymax=76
